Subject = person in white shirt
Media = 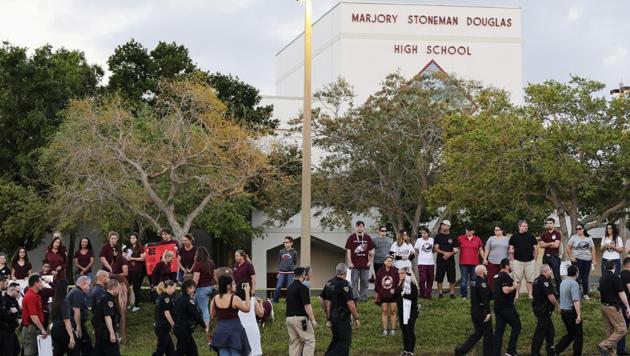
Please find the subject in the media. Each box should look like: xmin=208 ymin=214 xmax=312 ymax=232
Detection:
xmin=390 ymin=230 xmax=415 ymax=270
xmin=601 ymin=223 xmax=624 ymax=275
xmin=414 ymin=227 xmax=435 ymax=299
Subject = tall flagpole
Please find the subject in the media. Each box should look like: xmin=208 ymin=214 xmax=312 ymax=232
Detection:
xmin=300 ymin=0 xmax=312 ymax=268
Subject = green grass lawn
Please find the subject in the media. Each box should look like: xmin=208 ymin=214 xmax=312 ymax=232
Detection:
xmin=119 ymin=295 xmax=617 ymax=355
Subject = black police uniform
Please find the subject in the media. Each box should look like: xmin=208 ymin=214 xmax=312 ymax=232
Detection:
xmin=0 ymin=294 xmax=21 ymax=356
xmin=92 ymin=292 xmax=120 ymax=356
xmin=67 ymin=286 xmax=93 ymax=356
xmin=153 ymin=293 xmax=175 ymax=356
xmin=493 ymin=271 xmax=521 ymax=356
xmin=457 ymin=275 xmax=494 ymax=356
xmin=319 ymin=277 xmax=336 ymax=320
xmin=173 ymin=293 xmax=204 ymax=356
xmin=324 ymin=276 xmax=355 ymax=356
xmin=531 ymin=274 xmax=556 ymax=356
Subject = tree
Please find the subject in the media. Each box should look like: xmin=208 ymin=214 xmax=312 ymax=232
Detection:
xmin=0 ymin=42 xmax=103 ymax=183
xmin=306 ymin=73 xmax=480 ymax=236
xmin=42 ymin=78 xmax=270 ymax=238
xmin=0 ymin=179 xmax=48 ymax=252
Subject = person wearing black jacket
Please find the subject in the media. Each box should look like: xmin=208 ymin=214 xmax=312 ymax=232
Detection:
xmin=153 ymin=280 xmax=176 ymax=356
xmin=530 ymin=264 xmax=560 ymax=356
xmin=173 ymin=279 xmax=205 ymax=356
xmin=494 ymin=258 xmax=521 ymax=356
xmin=456 ymin=265 xmax=493 ymax=356
xmin=92 ymin=279 xmax=120 ymax=356
xmin=0 ymin=282 xmax=21 ymax=356
xmin=396 ymin=267 xmax=418 ymax=356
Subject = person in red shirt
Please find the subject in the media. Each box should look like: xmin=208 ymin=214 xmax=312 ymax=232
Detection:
xmin=21 ymin=274 xmax=48 ymax=356
xmin=457 ymin=226 xmax=484 ymax=299
xmin=99 ymin=231 xmax=119 ymax=273
xmin=345 ymin=221 xmax=375 ymax=302
xmin=44 ymin=233 xmax=67 ymax=282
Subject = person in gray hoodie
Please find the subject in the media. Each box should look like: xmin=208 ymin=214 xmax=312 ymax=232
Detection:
xmin=273 ymin=236 xmax=299 ymax=303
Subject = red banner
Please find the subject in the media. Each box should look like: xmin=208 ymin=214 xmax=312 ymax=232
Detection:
xmin=144 ymin=242 xmax=178 ymax=276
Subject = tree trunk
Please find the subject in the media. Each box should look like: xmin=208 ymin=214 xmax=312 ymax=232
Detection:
xmin=557 ymin=210 xmax=569 ymax=259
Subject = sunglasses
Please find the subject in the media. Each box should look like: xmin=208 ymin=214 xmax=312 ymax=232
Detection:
xmin=380 ymin=230 xmax=387 ymax=232
xmin=575 ymin=227 xmax=583 ymax=230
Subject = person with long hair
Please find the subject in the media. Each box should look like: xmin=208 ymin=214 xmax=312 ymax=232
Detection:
xmin=73 ymin=237 xmax=94 ymax=280
xmin=238 ymin=289 xmax=264 ymax=356
xmin=191 ymin=246 xmax=216 ymax=329
xmin=233 ymin=250 xmax=256 ymax=299
xmin=11 ymin=246 xmax=32 ymax=280
xmin=483 ymin=225 xmax=509 ymax=291
xmin=375 ymin=255 xmax=399 ymax=336
xmin=414 ymin=227 xmax=434 ymax=299
xmin=390 ymin=230 xmax=415 ymax=270
xmin=173 ymin=279 xmax=205 ymax=356
xmin=50 ymin=279 xmax=77 ymax=356
xmin=210 ymin=275 xmax=252 ymax=356
xmin=127 ymin=233 xmax=146 ymax=312
xmin=0 ymin=253 xmax=11 ymax=277
xmin=178 ymin=233 xmax=197 ymax=283
xmin=396 ymin=266 xmax=418 ymax=356
xmin=566 ymin=223 xmax=597 ymax=300
xmin=45 ymin=232 xmax=68 ymax=282
xmin=109 ymin=245 xmax=128 ymax=281
xmin=152 ymin=251 xmax=175 ymax=287
xmin=601 ymin=223 xmax=623 ymax=276
xmin=152 ymin=280 xmax=176 ymax=356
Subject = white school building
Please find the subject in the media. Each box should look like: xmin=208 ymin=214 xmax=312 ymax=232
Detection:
xmin=252 ymin=1 xmax=523 ymax=292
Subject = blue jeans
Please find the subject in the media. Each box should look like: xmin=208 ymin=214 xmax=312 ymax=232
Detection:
xmin=273 ymin=272 xmax=294 ymax=302
xmin=218 ymin=348 xmax=240 ymax=356
xmin=602 ymin=258 xmax=621 ymax=276
xmin=195 ymin=285 xmax=214 ymax=325
xmin=542 ymin=255 xmax=561 ymax=291
xmin=459 ymin=265 xmax=475 ymax=298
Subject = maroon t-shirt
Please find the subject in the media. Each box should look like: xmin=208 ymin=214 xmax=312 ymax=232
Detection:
xmin=99 ymin=244 xmax=114 ymax=272
xmin=191 ymin=260 xmax=216 ymax=288
xmin=540 ymin=230 xmax=562 ymax=255
xmin=74 ymin=249 xmax=94 ymax=273
xmin=45 ymin=250 xmax=67 ymax=281
xmin=179 ymin=246 xmax=197 ymax=271
xmin=345 ymin=233 xmax=374 ymax=269
xmin=233 ymin=261 xmax=255 ymax=286
xmin=111 ymin=256 xmax=128 ymax=275
xmin=12 ymin=261 xmax=32 ymax=279
xmin=128 ymin=245 xmax=145 ymax=273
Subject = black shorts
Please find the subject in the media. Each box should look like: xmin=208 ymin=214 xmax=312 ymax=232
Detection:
xmin=435 ymin=257 xmax=455 ymax=283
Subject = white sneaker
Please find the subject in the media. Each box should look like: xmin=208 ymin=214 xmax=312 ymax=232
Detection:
xmin=583 ymin=295 xmax=591 ymax=301
xmin=131 ymin=306 xmax=140 ymax=312
xmin=390 ymin=329 xmax=396 ymax=336
xmin=382 ymin=329 xmax=388 ymax=336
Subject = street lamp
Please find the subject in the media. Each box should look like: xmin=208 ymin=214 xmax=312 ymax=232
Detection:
xmin=299 ymin=0 xmax=312 ymax=268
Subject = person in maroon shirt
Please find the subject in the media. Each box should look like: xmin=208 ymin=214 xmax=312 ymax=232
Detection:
xmin=74 ymin=237 xmax=95 ymax=280
xmin=152 ymin=250 xmax=176 ymax=287
xmin=99 ymin=231 xmax=119 ymax=273
xmin=345 ymin=220 xmax=375 ymax=301
xmin=178 ymin=233 xmax=197 ymax=282
xmin=233 ymin=250 xmax=256 ymax=299
xmin=127 ymin=233 xmax=146 ymax=311
xmin=22 ymin=274 xmax=48 ymax=356
xmin=192 ymin=246 xmax=216 ymax=328
xmin=110 ymin=245 xmax=129 ymax=280
xmin=44 ymin=234 xmax=67 ymax=282
xmin=375 ymin=255 xmax=399 ymax=336
xmin=539 ymin=217 xmax=562 ymax=292
xmin=11 ymin=246 xmax=32 ymax=280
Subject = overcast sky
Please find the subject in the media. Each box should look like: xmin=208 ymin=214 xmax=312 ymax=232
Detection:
xmin=1 ymin=0 xmax=628 ymax=96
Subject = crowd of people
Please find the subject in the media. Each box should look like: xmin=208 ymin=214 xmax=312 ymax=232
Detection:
xmin=3 ymin=217 xmax=630 ymax=356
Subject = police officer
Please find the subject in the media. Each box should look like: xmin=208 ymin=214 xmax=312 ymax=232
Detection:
xmin=324 ymin=263 xmax=360 ymax=356
xmin=92 ymin=279 xmax=121 ymax=356
xmin=494 ymin=258 xmax=521 ymax=356
xmin=319 ymin=273 xmax=337 ymax=326
xmin=456 ymin=265 xmax=493 ymax=356
xmin=0 ymin=282 xmax=21 ymax=356
xmin=531 ymin=264 xmax=560 ymax=356
xmin=173 ymin=278 xmax=205 ymax=356
xmin=153 ymin=280 xmax=176 ymax=356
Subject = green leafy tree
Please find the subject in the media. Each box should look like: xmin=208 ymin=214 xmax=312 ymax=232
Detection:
xmin=0 ymin=179 xmax=47 ymax=252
